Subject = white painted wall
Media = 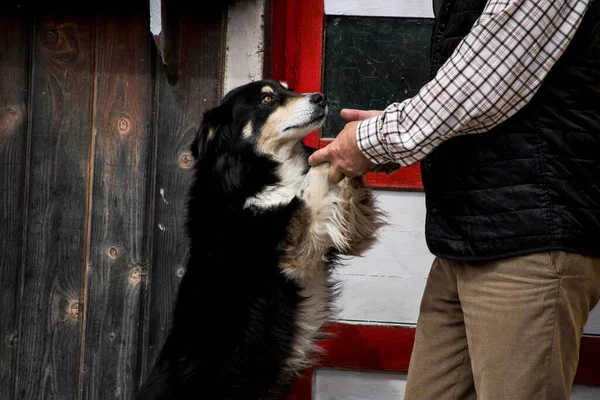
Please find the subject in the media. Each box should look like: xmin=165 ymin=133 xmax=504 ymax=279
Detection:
xmin=336 ymin=191 xmax=600 ymax=336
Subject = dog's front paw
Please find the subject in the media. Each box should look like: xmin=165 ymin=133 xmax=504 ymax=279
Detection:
xmin=298 ymin=163 xmax=331 ymax=205
xmin=336 ymin=177 xmax=387 ymax=256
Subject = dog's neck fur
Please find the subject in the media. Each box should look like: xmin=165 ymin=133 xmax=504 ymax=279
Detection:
xmin=244 ymin=140 xmax=309 ymax=211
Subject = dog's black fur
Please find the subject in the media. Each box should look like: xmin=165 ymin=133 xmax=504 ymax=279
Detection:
xmin=137 ymin=80 xmax=383 ymax=400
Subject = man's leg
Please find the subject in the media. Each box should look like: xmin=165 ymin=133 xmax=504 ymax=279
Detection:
xmin=458 ymin=251 xmax=600 ymax=400
xmin=404 ymin=257 xmax=476 ymax=400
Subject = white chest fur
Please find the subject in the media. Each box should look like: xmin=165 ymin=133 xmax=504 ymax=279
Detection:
xmin=243 ymin=151 xmax=308 ymax=210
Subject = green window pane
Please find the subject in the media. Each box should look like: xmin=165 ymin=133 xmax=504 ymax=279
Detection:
xmin=322 ymin=16 xmax=434 ymax=138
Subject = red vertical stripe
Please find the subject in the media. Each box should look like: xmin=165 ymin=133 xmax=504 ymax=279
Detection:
xmin=270 ymin=0 xmax=324 ymax=149
xmin=285 ymin=323 xmax=600 ymax=399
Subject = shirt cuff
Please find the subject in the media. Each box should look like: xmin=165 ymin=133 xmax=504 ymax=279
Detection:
xmin=356 ymin=115 xmax=395 ymax=165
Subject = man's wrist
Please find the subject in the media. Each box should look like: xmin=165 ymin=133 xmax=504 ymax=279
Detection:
xmin=355 ymin=115 xmax=394 ymax=165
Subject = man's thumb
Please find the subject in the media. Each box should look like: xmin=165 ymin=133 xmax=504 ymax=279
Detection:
xmin=340 ymin=109 xmax=383 ymax=122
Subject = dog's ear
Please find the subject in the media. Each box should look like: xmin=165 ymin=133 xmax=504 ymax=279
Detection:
xmin=190 ymin=102 xmax=232 ymax=160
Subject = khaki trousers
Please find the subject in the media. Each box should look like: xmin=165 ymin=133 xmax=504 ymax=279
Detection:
xmin=404 ymin=251 xmax=600 ymax=400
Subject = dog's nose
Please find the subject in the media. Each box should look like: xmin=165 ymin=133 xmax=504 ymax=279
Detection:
xmin=310 ymin=93 xmax=326 ymax=107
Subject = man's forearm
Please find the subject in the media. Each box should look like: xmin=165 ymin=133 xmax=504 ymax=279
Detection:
xmin=356 ymin=0 xmax=592 ymax=167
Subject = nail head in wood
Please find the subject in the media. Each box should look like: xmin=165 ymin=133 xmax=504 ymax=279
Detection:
xmin=117 ymin=117 xmax=131 ymax=134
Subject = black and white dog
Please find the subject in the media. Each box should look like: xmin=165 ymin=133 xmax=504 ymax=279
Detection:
xmin=137 ymin=80 xmax=385 ymax=399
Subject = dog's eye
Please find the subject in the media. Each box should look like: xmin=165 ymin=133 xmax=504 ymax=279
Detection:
xmin=261 ymin=94 xmax=274 ymax=104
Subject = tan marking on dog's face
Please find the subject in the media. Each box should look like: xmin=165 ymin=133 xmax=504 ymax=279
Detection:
xmin=279 ymin=81 xmax=289 ymax=89
xmin=255 ymin=96 xmax=306 ymax=156
xmin=255 ymin=95 xmax=326 ymax=158
xmin=261 ymin=86 xmax=274 ymax=94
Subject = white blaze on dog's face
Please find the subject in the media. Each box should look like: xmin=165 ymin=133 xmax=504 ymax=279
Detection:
xmin=241 ymin=80 xmax=328 ymax=157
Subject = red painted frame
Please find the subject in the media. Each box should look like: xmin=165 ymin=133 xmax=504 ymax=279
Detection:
xmin=269 ymin=0 xmax=424 ymax=190
xmin=285 ymin=323 xmax=600 ymax=399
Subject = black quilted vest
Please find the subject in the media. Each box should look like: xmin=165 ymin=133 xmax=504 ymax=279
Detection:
xmin=422 ymin=0 xmax=600 ymax=260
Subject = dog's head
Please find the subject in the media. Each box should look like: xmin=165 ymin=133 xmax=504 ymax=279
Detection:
xmin=191 ymin=79 xmax=327 ymax=161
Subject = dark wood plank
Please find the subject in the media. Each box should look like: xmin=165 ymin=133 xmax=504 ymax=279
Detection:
xmin=81 ymin=11 xmax=153 ymax=400
xmin=139 ymin=5 xmax=227 ymax=383
xmin=15 ymin=15 xmax=94 ymax=399
xmin=0 ymin=13 xmax=31 ymax=400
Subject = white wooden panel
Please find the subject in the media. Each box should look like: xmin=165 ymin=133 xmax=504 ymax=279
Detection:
xmin=314 ymin=369 xmax=600 ymax=399
xmin=333 ymin=274 xmax=426 ymax=324
xmin=585 ymin=308 xmax=600 ymax=335
xmin=336 ymin=191 xmax=600 ymax=335
xmin=572 ymin=385 xmax=600 ymax=399
xmin=325 ymin=0 xmax=434 ymax=19
xmin=315 ymin=369 xmax=407 ymax=400
xmin=341 ymin=191 xmax=433 ymax=279
xmin=334 ymin=272 xmax=600 ymax=332
xmin=223 ymin=0 xmax=265 ymax=95
xmin=334 ymin=191 xmax=430 ymax=324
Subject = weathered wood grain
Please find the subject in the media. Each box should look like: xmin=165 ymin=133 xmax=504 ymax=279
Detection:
xmin=140 ymin=5 xmax=227 ymax=382
xmin=81 ymin=12 xmax=153 ymax=400
xmin=15 ymin=15 xmax=94 ymax=399
xmin=0 ymin=13 xmax=31 ymax=400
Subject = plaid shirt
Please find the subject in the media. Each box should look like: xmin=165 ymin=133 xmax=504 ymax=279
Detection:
xmin=356 ymin=0 xmax=593 ymax=167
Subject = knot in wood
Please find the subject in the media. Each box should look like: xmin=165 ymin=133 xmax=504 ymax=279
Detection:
xmin=117 ymin=117 xmax=131 ymax=134
xmin=179 ymin=153 xmax=194 ymax=169
xmin=129 ymin=266 xmax=142 ymax=284
xmin=176 ymin=267 xmax=185 ymax=277
xmin=108 ymin=247 xmax=118 ymax=259
xmin=40 ymin=26 xmax=59 ymax=49
xmin=7 ymin=332 xmax=18 ymax=348
xmin=1 ymin=107 xmax=22 ymax=133
xmin=68 ymin=302 xmax=81 ymax=318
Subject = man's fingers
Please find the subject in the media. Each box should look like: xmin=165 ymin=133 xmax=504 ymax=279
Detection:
xmin=328 ymin=166 xmax=345 ymax=184
xmin=308 ymin=146 xmax=331 ymax=167
xmin=340 ymin=108 xmax=383 ymax=122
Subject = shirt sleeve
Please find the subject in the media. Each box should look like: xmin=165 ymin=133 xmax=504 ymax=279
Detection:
xmin=355 ymin=0 xmax=593 ymax=167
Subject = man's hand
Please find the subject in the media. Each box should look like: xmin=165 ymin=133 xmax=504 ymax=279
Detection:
xmin=308 ymin=109 xmax=382 ymax=184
